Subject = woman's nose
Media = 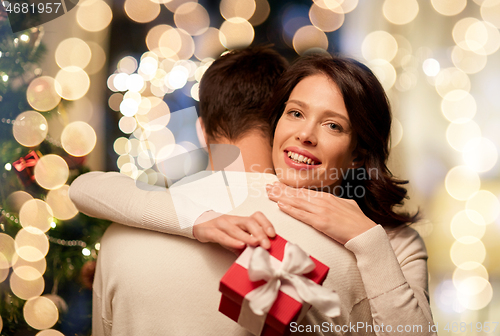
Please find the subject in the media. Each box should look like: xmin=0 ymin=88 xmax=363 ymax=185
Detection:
xmin=295 ymin=124 xmax=317 ymax=146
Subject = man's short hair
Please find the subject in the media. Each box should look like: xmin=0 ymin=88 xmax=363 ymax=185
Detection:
xmin=199 ymin=45 xmax=288 ymax=142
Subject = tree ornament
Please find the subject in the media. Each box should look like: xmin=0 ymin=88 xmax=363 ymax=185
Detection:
xmin=12 ymin=150 xmax=40 ymax=187
xmin=80 ymin=260 xmax=96 ymax=290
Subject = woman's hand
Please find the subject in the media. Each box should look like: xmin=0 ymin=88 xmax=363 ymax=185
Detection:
xmin=266 ymin=182 xmax=376 ymax=245
xmin=193 ymin=211 xmax=276 ymax=250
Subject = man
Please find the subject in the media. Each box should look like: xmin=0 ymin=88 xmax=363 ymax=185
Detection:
xmin=70 ymin=47 xmax=371 ymax=335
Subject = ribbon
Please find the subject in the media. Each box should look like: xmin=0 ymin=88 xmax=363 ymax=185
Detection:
xmin=247 ymin=243 xmax=341 ymax=318
xmin=12 ymin=150 xmax=39 ymax=172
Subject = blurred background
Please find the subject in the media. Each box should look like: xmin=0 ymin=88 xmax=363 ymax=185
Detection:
xmin=1 ymin=0 xmax=500 ymax=334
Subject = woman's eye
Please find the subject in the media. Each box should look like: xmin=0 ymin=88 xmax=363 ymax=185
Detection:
xmin=328 ymin=123 xmax=342 ymax=131
xmin=287 ymin=110 xmax=302 ymax=118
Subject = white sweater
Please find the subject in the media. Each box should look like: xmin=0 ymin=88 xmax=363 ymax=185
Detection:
xmin=69 ymin=171 xmax=435 ymax=336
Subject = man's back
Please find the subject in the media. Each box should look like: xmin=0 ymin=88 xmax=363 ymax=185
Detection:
xmin=93 ymin=171 xmax=372 ymax=336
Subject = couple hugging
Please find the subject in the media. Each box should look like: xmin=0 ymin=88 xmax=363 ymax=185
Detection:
xmin=70 ymin=46 xmax=435 ymax=335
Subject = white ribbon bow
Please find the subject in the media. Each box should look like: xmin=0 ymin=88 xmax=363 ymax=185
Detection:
xmin=246 ymin=243 xmax=341 ymax=318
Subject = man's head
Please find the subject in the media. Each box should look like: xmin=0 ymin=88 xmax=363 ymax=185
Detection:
xmin=198 ymin=46 xmax=288 ymax=143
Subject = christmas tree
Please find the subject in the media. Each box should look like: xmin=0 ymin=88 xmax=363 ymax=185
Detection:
xmin=0 ymin=10 xmax=108 ymax=336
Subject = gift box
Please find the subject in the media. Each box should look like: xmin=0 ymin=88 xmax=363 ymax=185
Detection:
xmin=219 ymin=235 xmax=340 ymax=336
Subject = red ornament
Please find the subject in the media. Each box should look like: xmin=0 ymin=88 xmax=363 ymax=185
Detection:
xmin=12 ymin=150 xmax=40 ymax=187
xmin=80 ymin=260 xmax=96 ymax=290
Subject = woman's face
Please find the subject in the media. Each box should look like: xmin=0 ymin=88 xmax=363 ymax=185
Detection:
xmin=272 ymin=74 xmax=358 ymax=190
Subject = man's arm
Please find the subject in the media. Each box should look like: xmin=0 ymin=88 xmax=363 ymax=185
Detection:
xmin=69 ymin=171 xmax=274 ymax=248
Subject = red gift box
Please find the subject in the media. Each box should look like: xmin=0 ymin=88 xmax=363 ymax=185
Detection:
xmin=219 ymin=235 xmax=333 ymax=336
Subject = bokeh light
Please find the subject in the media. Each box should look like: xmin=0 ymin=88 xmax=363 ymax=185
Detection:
xmin=15 ymin=227 xmax=49 ymax=263
xmin=118 ymin=56 xmax=138 ymax=74
xmin=220 ymin=0 xmax=256 ymax=20
xmin=431 ymin=0 xmax=466 ymax=16
xmin=119 ymin=116 xmax=138 ymax=134
xmin=435 ymin=67 xmax=471 ymax=98
xmin=462 ymin=137 xmax=498 ymax=172
xmin=466 ymin=190 xmax=500 ymax=224
xmin=26 ymin=77 xmax=61 ymax=112
xmin=446 ymin=120 xmax=481 ymax=152
xmin=163 ymin=0 xmax=198 ymax=12
xmin=451 ymin=46 xmax=487 ymax=74
xmin=219 ymin=17 xmax=254 ymax=49
xmin=86 ymin=41 xmax=107 ymax=75
xmin=135 ymin=97 xmax=170 ymax=131
xmin=36 ymin=330 xmax=65 ymax=336
xmin=156 ymin=144 xmax=190 ymax=180
xmin=309 ymin=3 xmax=344 ymax=32
xmin=19 ymin=199 xmax=53 ymax=232
xmin=34 ymin=154 xmax=69 ymax=190
xmin=55 ymin=66 xmax=91 ymax=101
xmin=55 ymin=38 xmax=91 ymax=69
xmin=361 ymin=31 xmax=398 ymax=62
xmin=158 ymin=28 xmax=182 ymax=58
xmin=453 ymin=261 xmax=488 ymax=288
xmin=457 ymin=277 xmax=493 ymax=310
xmin=368 ymin=59 xmax=396 ymax=90
xmin=390 ymin=118 xmax=403 ymax=148
xmin=23 ymin=296 xmax=59 ymax=330
xmin=450 ymin=238 xmax=486 ymax=266
xmin=441 ymin=90 xmax=476 ymax=123
xmin=445 ymin=166 xmax=480 ymax=201
xmin=382 ymin=0 xmax=419 ymax=25
xmin=61 ymin=121 xmax=97 ymax=157
xmin=450 ymin=210 xmax=486 ymax=242
xmin=465 ymin=21 xmax=500 ymax=55
xmin=76 ymin=0 xmax=113 ymax=32
xmin=108 ymin=93 xmax=123 ymax=111
xmin=292 ymin=25 xmax=328 ymax=55
xmin=12 ymin=252 xmax=46 ymax=275
xmin=481 ymin=0 xmax=500 ymax=29
xmin=114 ymin=137 xmax=131 ymax=155
xmin=13 ymin=111 xmax=48 ymax=147
xmin=0 ymin=233 xmax=16 ymax=267
xmin=46 ymin=185 xmax=79 ymax=220
xmin=174 ymin=2 xmax=210 ymax=36
xmin=10 ymin=266 xmax=44 ymax=300
xmin=422 ymin=58 xmax=440 ymax=77
xmin=249 ymin=0 xmax=270 ymax=26
xmin=124 ymin=0 xmax=160 ymax=23
xmin=194 ymin=28 xmax=225 ymax=61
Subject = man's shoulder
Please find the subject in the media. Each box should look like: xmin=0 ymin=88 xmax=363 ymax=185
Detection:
xmin=172 ymin=171 xmax=278 ymax=189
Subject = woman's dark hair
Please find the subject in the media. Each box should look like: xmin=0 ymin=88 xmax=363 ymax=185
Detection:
xmin=267 ymin=54 xmax=418 ymax=227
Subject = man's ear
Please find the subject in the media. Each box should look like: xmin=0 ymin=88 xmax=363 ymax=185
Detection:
xmin=196 ymin=117 xmax=208 ymax=150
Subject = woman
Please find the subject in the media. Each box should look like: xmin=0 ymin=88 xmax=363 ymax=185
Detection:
xmin=260 ymin=54 xmax=434 ymax=334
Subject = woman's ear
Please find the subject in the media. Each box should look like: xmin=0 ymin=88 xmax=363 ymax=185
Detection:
xmin=196 ymin=117 xmax=208 ymax=150
xmin=350 ymin=149 xmax=365 ymax=169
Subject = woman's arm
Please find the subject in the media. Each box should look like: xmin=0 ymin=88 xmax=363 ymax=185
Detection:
xmin=69 ymin=171 xmax=275 ymax=248
xmin=345 ymin=225 xmax=434 ymax=335
xmin=266 ymin=182 xmax=436 ymax=335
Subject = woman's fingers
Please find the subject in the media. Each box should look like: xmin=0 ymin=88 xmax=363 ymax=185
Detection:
xmin=193 ymin=213 xmax=275 ymax=249
xmin=251 ymin=211 xmax=276 ymax=237
xmin=276 ymin=201 xmax=317 ymax=227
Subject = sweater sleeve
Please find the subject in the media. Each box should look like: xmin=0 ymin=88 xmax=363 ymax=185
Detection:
xmin=344 ymin=225 xmax=435 ymax=336
xmin=69 ymin=171 xmax=211 ymax=239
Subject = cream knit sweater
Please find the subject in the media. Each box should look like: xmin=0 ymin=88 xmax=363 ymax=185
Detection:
xmin=70 ymin=171 xmax=435 ymax=336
